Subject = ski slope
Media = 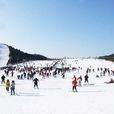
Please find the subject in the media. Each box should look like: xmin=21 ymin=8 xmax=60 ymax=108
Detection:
xmin=0 ymin=58 xmax=114 ymax=114
xmin=0 ymin=43 xmax=9 ymax=67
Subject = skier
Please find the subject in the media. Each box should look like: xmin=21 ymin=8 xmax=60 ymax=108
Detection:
xmin=105 ymin=78 xmax=114 ymax=84
xmin=11 ymin=71 xmax=14 ymax=77
xmin=10 ymin=80 xmax=15 ymax=95
xmin=62 ymin=72 xmax=65 ymax=78
xmin=6 ymin=79 xmax=10 ymax=92
xmin=1 ymin=75 xmax=5 ymax=84
xmin=84 ymin=74 xmax=89 ymax=83
xmin=78 ymin=75 xmax=82 ymax=86
xmin=72 ymin=75 xmax=78 ymax=92
xmin=33 ymin=78 xmax=39 ymax=88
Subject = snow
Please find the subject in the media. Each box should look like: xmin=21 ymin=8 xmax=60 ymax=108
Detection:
xmin=0 ymin=46 xmax=114 ymax=114
xmin=0 ymin=43 xmax=9 ymax=67
xmin=0 ymin=71 xmax=114 ymax=114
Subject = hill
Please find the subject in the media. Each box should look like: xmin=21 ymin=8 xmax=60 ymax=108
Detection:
xmin=99 ymin=54 xmax=114 ymax=62
xmin=7 ymin=45 xmax=51 ymax=65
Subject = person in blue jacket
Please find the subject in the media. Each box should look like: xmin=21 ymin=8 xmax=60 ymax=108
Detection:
xmin=10 ymin=80 xmax=15 ymax=95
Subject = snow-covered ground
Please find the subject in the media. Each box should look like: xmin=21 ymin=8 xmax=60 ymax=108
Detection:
xmin=0 ymin=57 xmax=114 ymax=114
xmin=0 ymin=43 xmax=9 ymax=67
xmin=0 ymin=43 xmax=114 ymax=114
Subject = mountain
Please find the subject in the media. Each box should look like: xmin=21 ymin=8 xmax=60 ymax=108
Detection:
xmin=99 ymin=54 xmax=114 ymax=62
xmin=0 ymin=43 xmax=51 ymax=66
xmin=1 ymin=43 xmax=114 ymax=67
xmin=7 ymin=45 xmax=51 ymax=65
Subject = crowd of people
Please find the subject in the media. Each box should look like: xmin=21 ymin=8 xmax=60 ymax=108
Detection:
xmin=0 ymin=60 xmax=114 ymax=95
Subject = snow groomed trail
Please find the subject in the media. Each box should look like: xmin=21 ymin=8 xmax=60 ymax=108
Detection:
xmin=0 ymin=58 xmax=114 ymax=114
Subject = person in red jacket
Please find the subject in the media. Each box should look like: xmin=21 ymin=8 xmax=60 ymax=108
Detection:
xmin=72 ymin=75 xmax=77 ymax=92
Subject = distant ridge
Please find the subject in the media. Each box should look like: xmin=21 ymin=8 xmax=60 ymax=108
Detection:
xmin=99 ymin=54 xmax=114 ymax=62
xmin=7 ymin=45 xmax=51 ymax=65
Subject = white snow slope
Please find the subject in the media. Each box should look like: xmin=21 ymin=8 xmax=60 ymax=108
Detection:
xmin=0 ymin=43 xmax=9 ymax=67
xmin=0 ymin=56 xmax=114 ymax=113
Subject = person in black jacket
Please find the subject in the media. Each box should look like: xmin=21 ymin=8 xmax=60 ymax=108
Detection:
xmin=1 ymin=75 xmax=5 ymax=84
xmin=33 ymin=78 xmax=39 ymax=88
xmin=84 ymin=74 xmax=89 ymax=83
